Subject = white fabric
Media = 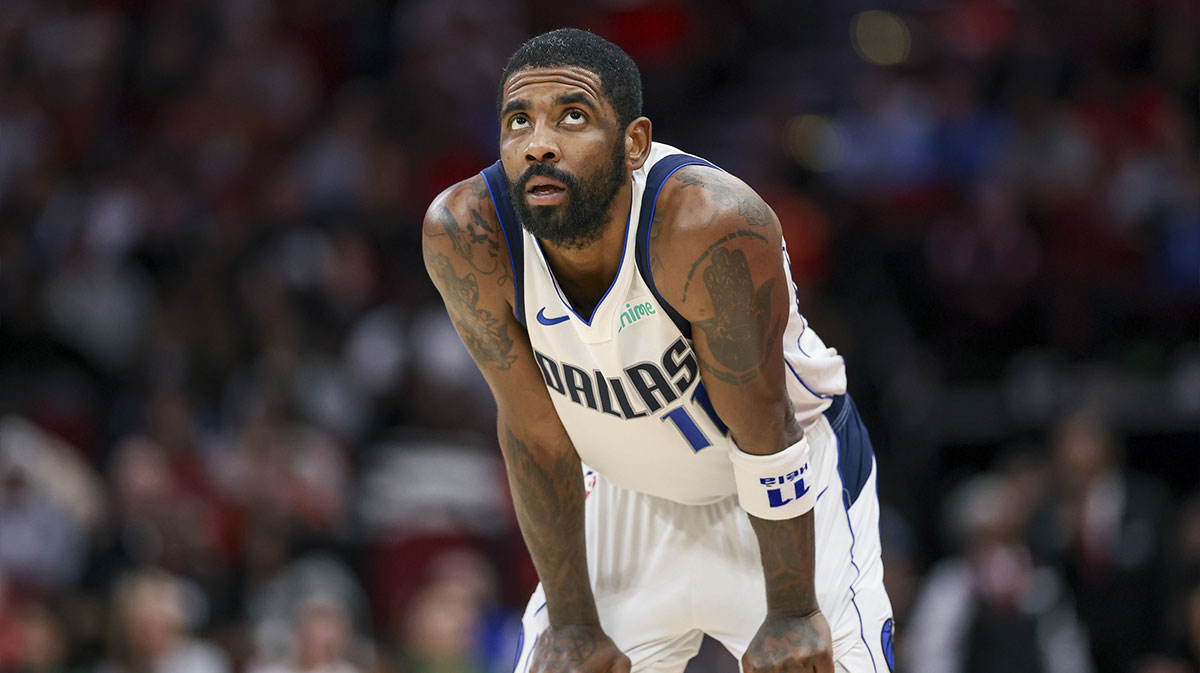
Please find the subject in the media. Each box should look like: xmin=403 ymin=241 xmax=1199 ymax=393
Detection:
xmin=729 ymin=435 xmax=816 ymax=520
xmin=513 ymin=142 xmax=846 ymax=506
xmin=514 ymin=416 xmax=891 ymax=673
xmin=506 ymin=142 xmax=885 ymax=673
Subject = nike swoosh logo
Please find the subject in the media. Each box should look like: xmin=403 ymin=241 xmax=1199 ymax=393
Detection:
xmin=536 ymin=307 xmax=570 ymax=326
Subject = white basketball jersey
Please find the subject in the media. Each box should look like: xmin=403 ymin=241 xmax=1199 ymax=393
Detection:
xmin=480 ymin=142 xmax=847 ymax=505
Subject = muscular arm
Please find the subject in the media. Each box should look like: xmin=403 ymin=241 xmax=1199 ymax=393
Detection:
xmin=653 ymin=167 xmax=831 ymax=668
xmin=422 ymin=177 xmax=600 ymax=630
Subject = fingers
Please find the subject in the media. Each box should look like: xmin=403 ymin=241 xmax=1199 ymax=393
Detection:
xmin=528 ymin=629 xmax=629 ymax=673
xmin=741 ymin=647 xmax=835 ymax=673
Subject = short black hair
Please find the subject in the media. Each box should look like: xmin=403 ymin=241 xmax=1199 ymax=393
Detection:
xmin=498 ymin=28 xmax=643 ymax=129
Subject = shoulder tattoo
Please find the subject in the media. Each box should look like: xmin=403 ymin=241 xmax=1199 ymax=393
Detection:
xmin=673 ymin=170 xmax=771 ymax=228
xmin=427 ymin=202 xmax=501 ymax=277
xmin=692 ymin=243 xmax=782 ymax=385
xmin=682 ymin=229 xmax=768 ymax=303
xmin=427 ymin=250 xmax=517 ymax=370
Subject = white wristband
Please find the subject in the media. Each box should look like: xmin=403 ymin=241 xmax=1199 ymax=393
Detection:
xmin=729 ymin=435 xmax=816 ymax=520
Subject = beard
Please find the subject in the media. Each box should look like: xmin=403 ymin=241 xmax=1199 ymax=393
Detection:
xmin=506 ymin=139 xmax=627 ymax=250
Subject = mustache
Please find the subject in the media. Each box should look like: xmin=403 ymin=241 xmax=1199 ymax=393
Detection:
xmin=516 ymin=162 xmax=578 ymax=193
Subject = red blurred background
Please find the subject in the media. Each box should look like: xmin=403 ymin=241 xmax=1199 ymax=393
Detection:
xmin=0 ymin=1 xmax=1197 ymax=673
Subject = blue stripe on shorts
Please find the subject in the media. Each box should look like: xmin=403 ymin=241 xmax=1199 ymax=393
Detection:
xmin=822 ymin=393 xmax=875 ymax=506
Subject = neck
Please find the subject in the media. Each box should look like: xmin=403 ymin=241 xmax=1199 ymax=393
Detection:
xmin=539 ymin=179 xmax=632 ymax=313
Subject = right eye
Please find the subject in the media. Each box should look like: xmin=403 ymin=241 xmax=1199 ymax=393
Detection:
xmin=510 ymin=115 xmax=530 ymax=130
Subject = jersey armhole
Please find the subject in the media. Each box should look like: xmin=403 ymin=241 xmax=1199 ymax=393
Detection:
xmin=633 ymin=155 xmax=721 ymax=341
xmin=480 ymin=162 xmax=526 ymax=327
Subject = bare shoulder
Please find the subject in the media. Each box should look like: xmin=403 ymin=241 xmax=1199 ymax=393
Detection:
xmin=422 ymin=173 xmax=521 ymax=372
xmin=660 ymin=164 xmax=777 ymax=230
xmin=648 ymin=164 xmax=783 ymax=316
xmin=422 ymin=173 xmax=514 ymax=302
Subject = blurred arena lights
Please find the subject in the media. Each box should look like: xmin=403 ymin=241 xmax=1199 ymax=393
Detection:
xmin=784 ymin=114 xmax=845 ymax=172
xmin=851 ymin=10 xmax=911 ymax=66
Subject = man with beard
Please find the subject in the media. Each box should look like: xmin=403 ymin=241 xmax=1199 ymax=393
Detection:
xmin=422 ymin=29 xmax=893 ymax=673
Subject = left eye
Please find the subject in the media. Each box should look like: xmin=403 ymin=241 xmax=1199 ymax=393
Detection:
xmin=564 ymin=110 xmax=585 ymax=124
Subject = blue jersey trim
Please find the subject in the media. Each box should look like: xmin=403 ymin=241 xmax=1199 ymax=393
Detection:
xmin=481 ymin=162 xmax=526 ymax=327
xmin=823 ymin=393 xmax=875 ymax=506
xmin=785 ymin=359 xmax=834 ymax=401
xmin=796 ymin=316 xmax=814 ymax=358
xmin=525 ymin=634 xmax=540 ymax=673
xmin=633 ymin=155 xmax=720 ymax=339
xmin=834 ymin=428 xmax=880 ymax=673
xmin=512 ymin=625 xmax=524 ymax=673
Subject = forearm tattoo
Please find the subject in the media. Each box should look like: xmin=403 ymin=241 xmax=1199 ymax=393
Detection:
xmin=750 ymin=513 xmax=818 ymax=616
xmin=501 ymin=425 xmax=596 ymax=626
xmin=532 ymin=625 xmax=600 ymax=669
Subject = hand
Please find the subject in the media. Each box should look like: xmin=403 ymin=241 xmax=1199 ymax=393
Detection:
xmin=742 ymin=611 xmax=834 ymax=673
xmin=530 ymin=624 xmax=632 ymax=673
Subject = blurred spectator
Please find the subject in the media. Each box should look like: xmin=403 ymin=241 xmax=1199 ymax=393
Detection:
xmin=1143 ymin=494 xmax=1200 ymax=672
xmin=388 ymin=549 xmax=517 ymax=673
xmin=97 ymin=569 xmax=229 ymax=673
xmin=0 ymin=572 xmax=22 ymax=670
xmin=904 ymin=473 xmax=1093 ymax=673
xmin=1001 ymin=75 xmax=1097 ymax=207
xmin=393 ymin=580 xmax=483 ymax=673
xmin=0 ymin=1 xmax=1196 ymax=671
xmin=0 ymin=416 xmax=101 ymax=595
xmin=1029 ymin=412 xmax=1173 ymax=673
xmin=834 ymin=72 xmax=939 ymax=197
xmin=91 ymin=435 xmax=230 ymax=611
xmin=215 ymin=399 xmax=350 ymax=539
xmin=16 ymin=602 xmax=73 ymax=673
xmin=0 ymin=461 xmax=84 ymax=591
xmin=0 ymin=416 xmax=105 ymax=536
xmin=1133 ymin=577 xmax=1200 ymax=673
xmin=878 ymin=505 xmax=920 ymax=627
xmin=924 ymin=179 xmax=1041 ymax=326
xmin=930 ymin=62 xmax=1009 ymax=183
xmin=248 ymin=595 xmax=368 ymax=673
xmin=245 ymin=554 xmax=370 ymax=666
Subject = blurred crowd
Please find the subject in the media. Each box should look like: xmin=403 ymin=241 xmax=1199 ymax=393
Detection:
xmin=0 ymin=1 xmax=1196 ymax=673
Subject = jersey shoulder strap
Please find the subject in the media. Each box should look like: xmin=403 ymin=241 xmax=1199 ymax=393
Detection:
xmin=633 ymin=153 xmax=720 ymax=340
xmin=479 ymin=162 xmax=526 ymax=327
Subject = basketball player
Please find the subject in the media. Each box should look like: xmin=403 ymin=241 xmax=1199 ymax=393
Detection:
xmin=423 ymin=29 xmax=893 ymax=673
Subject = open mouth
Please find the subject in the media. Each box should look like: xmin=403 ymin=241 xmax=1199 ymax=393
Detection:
xmin=526 ymin=178 xmax=567 ymax=203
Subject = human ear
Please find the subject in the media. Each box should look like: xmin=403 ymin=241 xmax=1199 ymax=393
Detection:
xmin=625 ymin=117 xmax=653 ymax=170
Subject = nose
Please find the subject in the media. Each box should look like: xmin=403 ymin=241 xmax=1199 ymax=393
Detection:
xmin=524 ymin=123 xmax=559 ymax=164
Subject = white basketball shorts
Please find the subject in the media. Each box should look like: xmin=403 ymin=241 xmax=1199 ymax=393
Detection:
xmin=511 ymin=394 xmax=895 ymax=673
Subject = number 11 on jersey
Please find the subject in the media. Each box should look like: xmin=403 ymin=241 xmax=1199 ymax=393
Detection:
xmin=661 ymin=381 xmax=728 ymax=452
